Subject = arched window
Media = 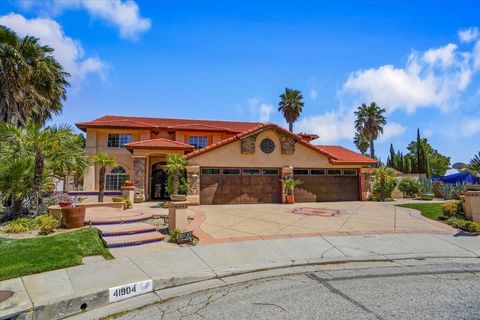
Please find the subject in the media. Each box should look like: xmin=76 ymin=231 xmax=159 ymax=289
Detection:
xmin=105 ymin=166 xmax=130 ymax=190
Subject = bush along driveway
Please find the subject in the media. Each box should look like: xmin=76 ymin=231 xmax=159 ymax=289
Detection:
xmin=396 ymin=202 xmax=480 ymax=233
xmin=0 ymin=228 xmax=112 ymax=280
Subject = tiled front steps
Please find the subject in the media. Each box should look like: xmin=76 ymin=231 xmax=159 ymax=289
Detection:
xmin=102 ymin=232 xmax=165 ymax=248
xmin=86 ymin=209 xmax=165 ymax=248
xmin=96 ymin=223 xmax=158 ymax=236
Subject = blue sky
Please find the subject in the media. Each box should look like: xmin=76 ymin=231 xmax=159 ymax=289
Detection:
xmin=1 ymin=0 xmax=480 ymax=167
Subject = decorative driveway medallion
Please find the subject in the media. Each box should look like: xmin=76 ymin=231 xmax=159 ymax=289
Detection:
xmin=290 ymin=207 xmax=342 ymax=217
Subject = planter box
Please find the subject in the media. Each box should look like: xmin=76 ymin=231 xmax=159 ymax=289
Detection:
xmin=170 ymin=194 xmax=187 ymax=202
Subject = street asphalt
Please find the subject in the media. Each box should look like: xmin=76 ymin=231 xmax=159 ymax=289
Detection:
xmin=113 ymin=260 xmax=480 ymax=320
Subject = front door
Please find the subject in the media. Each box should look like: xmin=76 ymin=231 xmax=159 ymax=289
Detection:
xmin=151 ymin=163 xmax=168 ymax=200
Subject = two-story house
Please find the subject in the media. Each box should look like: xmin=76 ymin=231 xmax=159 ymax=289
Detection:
xmin=76 ymin=115 xmax=376 ymax=204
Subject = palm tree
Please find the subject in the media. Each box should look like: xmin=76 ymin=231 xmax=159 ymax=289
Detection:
xmin=0 ymin=26 xmax=69 ymax=127
xmin=165 ymin=154 xmax=188 ymax=195
xmin=353 ymin=132 xmax=369 ymax=155
xmin=354 ymin=102 xmax=387 ymax=160
xmin=92 ymin=153 xmax=116 ymax=202
xmin=467 ymin=152 xmax=480 ymax=176
xmin=0 ymin=120 xmax=89 ymax=213
xmin=374 ymin=166 xmax=396 ymax=202
xmin=278 ymin=88 xmax=304 ymax=132
xmin=0 ymin=158 xmax=34 ymax=216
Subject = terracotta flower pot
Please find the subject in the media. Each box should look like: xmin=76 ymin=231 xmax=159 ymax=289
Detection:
xmin=62 ymin=206 xmax=86 ymax=229
xmin=286 ymin=194 xmax=295 ymax=204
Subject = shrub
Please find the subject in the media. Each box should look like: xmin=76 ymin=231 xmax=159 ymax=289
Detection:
xmin=372 ymin=178 xmax=398 ymax=201
xmin=123 ymin=199 xmax=132 ymax=209
xmin=398 ymin=177 xmax=421 ymax=198
xmin=446 ymin=217 xmax=480 ymax=233
xmin=168 ymin=228 xmax=181 ymax=243
xmin=112 ymin=197 xmax=124 ymax=203
xmin=3 ymin=218 xmax=36 ymax=233
xmin=35 ymin=215 xmax=60 ymax=235
xmin=441 ymin=201 xmax=463 ymax=217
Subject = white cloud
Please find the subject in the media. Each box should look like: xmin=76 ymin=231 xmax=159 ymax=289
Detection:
xmin=460 ymin=118 xmax=480 ymax=137
xmin=309 ymin=89 xmax=318 ymax=100
xmin=342 ymin=41 xmax=477 ymax=113
xmin=15 ymin=0 xmax=151 ymax=40
xmin=296 ymin=108 xmax=356 ymax=144
xmin=422 ymin=43 xmax=457 ymax=68
xmin=246 ymin=97 xmax=273 ymax=122
xmin=378 ymin=122 xmax=407 ymax=143
xmin=0 ymin=13 xmax=107 ymax=85
xmin=459 ymin=27 xmax=479 ymax=43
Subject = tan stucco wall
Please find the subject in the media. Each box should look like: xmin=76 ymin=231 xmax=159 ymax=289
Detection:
xmin=188 ymin=129 xmax=363 ymax=169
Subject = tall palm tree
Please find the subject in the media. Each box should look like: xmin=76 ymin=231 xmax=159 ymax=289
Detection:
xmin=354 ymin=102 xmax=387 ymax=160
xmin=278 ymin=88 xmax=304 ymax=132
xmin=0 ymin=120 xmax=89 ymax=213
xmin=353 ymin=132 xmax=369 ymax=155
xmin=92 ymin=153 xmax=116 ymax=202
xmin=0 ymin=26 xmax=69 ymax=127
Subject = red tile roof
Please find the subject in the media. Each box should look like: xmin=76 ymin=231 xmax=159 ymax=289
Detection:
xmin=185 ymin=124 xmax=376 ymax=165
xmin=76 ymin=115 xmax=261 ymax=133
xmin=185 ymin=123 xmax=344 ymax=161
xmin=316 ymin=146 xmax=378 ymax=164
xmin=124 ymin=138 xmax=194 ymax=151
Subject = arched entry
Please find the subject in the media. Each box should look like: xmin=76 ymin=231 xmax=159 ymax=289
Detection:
xmin=151 ymin=162 xmax=168 ymax=200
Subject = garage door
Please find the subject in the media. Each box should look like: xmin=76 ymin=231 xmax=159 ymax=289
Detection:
xmin=293 ymin=168 xmax=359 ymax=202
xmin=200 ymin=168 xmax=282 ymax=205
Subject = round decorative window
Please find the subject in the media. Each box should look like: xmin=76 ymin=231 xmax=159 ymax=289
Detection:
xmin=260 ymin=138 xmax=275 ymax=154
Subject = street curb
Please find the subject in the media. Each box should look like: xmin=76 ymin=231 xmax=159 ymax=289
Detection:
xmin=62 ymin=254 xmax=480 ymax=320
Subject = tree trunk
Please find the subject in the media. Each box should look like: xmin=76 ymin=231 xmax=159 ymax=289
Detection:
xmin=369 ymin=139 xmax=375 ymax=160
xmin=288 ymin=122 xmax=293 ymax=132
xmin=173 ymin=173 xmax=179 ymax=195
xmin=31 ymin=149 xmax=44 ymax=215
xmin=380 ymin=175 xmax=385 ymax=202
xmin=98 ymin=166 xmax=105 ymax=202
xmin=11 ymin=199 xmax=23 ymax=216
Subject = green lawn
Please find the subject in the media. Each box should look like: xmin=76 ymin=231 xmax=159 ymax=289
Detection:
xmin=0 ymin=228 xmax=112 ymax=280
xmin=395 ymin=203 xmax=444 ymax=220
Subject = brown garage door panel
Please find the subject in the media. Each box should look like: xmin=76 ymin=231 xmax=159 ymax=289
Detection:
xmin=294 ymin=175 xmax=359 ymax=202
xmin=200 ymin=171 xmax=281 ymax=204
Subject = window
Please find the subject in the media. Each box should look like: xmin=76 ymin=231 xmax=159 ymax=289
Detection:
xmin=261 ymin=169 xmax=279 ymax=175
xmin=105 ymin=166 xmax=129 ymax=190
xmin=343 ymin=169 xmax=358 ymax=176
xmin=311 ymin=169 xmax=326 ymax=175
xmin=201 ymin=168 xmax=220 ymax=175
xmin=243 ymin=168 xmax=260 ymax=175
xmin=327 ymin=169 xmax=342 ymax=176
xmin=108 ymin=134 xmax=132 ymax=148
xmin=293 ymin=169 xmax=309 ymax=175
xmin=223 ymin=168 xmax=241 ymax=175
xmin=189 ymin=136 xmax=208 ymax=149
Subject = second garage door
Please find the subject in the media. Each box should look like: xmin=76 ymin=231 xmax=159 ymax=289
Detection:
xmin=293 ymin=168 xmax=360 ymax=202
xmin=200 ymin=168 xmax=282 ymax=205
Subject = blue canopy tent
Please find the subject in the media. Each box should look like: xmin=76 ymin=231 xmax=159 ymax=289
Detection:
xmin=432 ymin=172 xmax=478 ymax=184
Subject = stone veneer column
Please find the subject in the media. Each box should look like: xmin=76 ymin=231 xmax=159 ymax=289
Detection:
xmin=281 ymin=166 xmax=293 ymax=204
xmin=133 ymin=156 xmax=147 ymax=201
xmin=186 ymin=165 xmax=200 ymax=205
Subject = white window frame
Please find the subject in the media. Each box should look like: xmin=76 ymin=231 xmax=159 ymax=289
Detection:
xmin=108 ymin=133 xmax=132 ymax=148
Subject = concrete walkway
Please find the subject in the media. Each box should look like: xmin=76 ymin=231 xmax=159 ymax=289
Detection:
xmin=1 ymin=232 xmax=479 ymax=320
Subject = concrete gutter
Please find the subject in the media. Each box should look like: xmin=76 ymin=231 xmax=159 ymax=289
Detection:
xmin=1 ymin=233 xmax=479 ymax=320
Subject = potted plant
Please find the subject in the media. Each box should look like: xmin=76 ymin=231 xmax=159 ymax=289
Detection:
xmin=123 ymin=180 xmax=134 ymax=187
xmin=134 ymin=192 xmax=144 ymax=203
xmin=61 ymin=198 xmax=86 ymax=229
xmin=420 ymin=178 xmax=435 ymax=200
xmin=282 ymin=176 xmax=303 ymax=204
xmin=166 ymin=154 xmax=188 ymax=202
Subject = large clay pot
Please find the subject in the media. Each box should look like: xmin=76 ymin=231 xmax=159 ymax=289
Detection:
xmin=420 ymin=192 xmax=435 ymax=200
xmin=62 ymin=206 xmax=86 ymax=229
xmin=286 ymin=194 xmax=294 ymax=204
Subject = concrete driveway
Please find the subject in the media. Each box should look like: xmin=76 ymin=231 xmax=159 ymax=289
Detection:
xmin=192 ymin=200 xmax=456 ymax=243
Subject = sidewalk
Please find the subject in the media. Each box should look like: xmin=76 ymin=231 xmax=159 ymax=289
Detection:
xmin=1 ymin=232 xmax=479 ymax=319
